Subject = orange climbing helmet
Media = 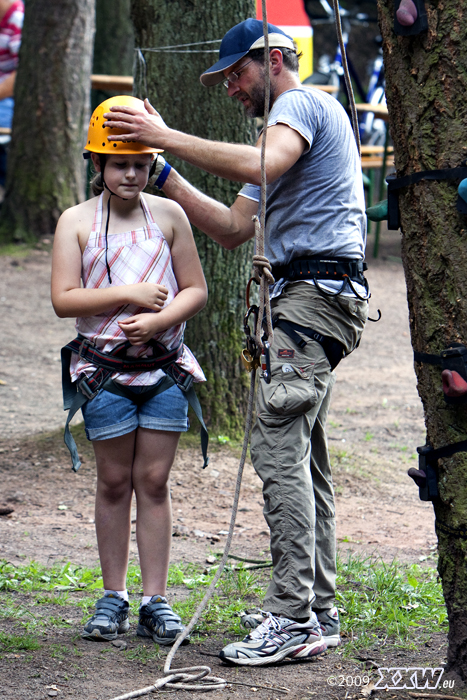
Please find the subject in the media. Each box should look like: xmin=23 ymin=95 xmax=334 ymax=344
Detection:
xmin=84 ymin=95 xmax=162 ymax=155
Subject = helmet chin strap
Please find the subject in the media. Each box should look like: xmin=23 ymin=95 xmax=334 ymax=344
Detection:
xmin=100 ymin=154 xmax=128 ymax=285
xmin=99 ymin=154 xmax=155 ymax=285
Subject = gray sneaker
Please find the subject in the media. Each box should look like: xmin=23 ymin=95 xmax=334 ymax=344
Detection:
xmin=137 ymin=595 xmax=188 ymax=646
xmin=315 ymin=606 xmax=341 ymax=647
xmin=81 ymin=593 xmax=130 ymax=641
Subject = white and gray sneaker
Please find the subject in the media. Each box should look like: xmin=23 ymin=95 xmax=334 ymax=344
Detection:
xmin=219 ymin=611 xmax=327 ymax=666
xmin=315 ymin=606 xmax=341 ymax=647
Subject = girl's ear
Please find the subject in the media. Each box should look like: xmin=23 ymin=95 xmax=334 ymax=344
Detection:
xmin=90 ymin=153 xmax=101 ymax=172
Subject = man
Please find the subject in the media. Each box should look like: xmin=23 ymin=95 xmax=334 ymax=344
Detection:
xmin=104 ymin=18 xmax=368 ymax=666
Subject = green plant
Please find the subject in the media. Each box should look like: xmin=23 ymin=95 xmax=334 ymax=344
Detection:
xmin=0 ymin=631 xmax=40 ymax=653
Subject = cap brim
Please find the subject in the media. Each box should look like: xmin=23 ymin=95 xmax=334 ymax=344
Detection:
xmin=200 ymin=51 xmax=248 ymax=87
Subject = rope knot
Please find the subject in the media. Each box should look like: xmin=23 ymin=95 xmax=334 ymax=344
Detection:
xmin=252 ymin=254 xmax=275 ymax=285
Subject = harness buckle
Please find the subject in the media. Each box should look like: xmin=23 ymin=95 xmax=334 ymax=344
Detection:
xmin=77 ymin=374 xmax=101 ymax=400
xmin=78 ymin=337 xmax=94 ymax=361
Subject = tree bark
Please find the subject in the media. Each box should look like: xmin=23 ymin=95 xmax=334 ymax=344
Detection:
xmin=0 ymin=0 xmax=95 ymax=242
xmin=130 ymin=0 xmax=256 ymax=435
xmin=92 ymin=0 xmax=134 ymax=106
xmin=377 ymin=0 xmax=467 ymax=680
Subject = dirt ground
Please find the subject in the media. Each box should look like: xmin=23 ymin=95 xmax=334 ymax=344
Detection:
xmin=0 ymin=231 xmax=457 ymax=699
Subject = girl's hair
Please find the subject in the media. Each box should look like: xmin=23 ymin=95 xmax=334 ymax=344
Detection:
xmin=90 ymin=171 xmax=104 ymax=197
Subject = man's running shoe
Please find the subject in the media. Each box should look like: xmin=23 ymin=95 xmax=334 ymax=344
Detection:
xmin=137 ymin=595 xmax=188 ymax=646
xmin=219 ymin=611 xmax=327 ymax=666
xmin=316 ymin=606 xmax=341 ymax=647
xmin=81 ymin=593 xmax=130 ymax=641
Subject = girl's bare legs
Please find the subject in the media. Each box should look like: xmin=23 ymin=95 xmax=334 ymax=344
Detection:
xmin=92 ymin=431 xmax=137 ymax=591
xmin=132 ymin=427 xmax=180 ymax=595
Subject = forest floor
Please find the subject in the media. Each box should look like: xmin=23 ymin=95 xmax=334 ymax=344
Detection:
xmin=0 ymin=229 xmax=462 ymax=699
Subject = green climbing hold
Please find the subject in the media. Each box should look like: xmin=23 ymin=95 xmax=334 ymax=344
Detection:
xmin=458 ymin=178 xmax=467 ymax=204
xmin=366 ymin=199 xmax=388 ymax=222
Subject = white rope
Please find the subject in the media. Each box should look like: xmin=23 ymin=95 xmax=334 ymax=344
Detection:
xmin=111 ymin=9 xmax=278 ymax=699
xmin=107 ymin=373 xmax=257 ymax=699
xmin=331 ymin=0 xmax=361 ymax=155
xmin=136 ymin=39 xmax=221 ymax=54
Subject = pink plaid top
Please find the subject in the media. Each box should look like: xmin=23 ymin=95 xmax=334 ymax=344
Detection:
xmin=70 ymin=193 xmax=205 ymax=387
xmin=0 ymin=1 xmax=23 ymax=82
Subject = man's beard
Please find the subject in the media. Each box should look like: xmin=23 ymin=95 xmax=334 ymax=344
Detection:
xmin=240 ymin=78 xmax=274 ymax=118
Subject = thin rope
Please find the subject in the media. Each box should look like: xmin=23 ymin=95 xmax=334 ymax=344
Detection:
xmin=253 ymin=0 xmax=274 ymax=348
xmin=107 ymin=373 xmax=257 ymax=699
xmin=331 ymin=0 xmax=361 ymax=155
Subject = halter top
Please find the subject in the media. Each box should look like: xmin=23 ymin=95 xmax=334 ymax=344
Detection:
xmin=70 ymin=193 xmax=205 ymax=386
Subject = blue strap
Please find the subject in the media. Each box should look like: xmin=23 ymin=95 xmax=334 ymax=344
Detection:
xmin=154 ymin=161 xmax=172 ymax=190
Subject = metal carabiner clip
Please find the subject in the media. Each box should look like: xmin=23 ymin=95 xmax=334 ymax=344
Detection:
xmin=260 ymin=341 xmax=271 ymax=384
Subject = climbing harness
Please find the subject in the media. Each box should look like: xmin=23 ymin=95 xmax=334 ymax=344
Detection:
xmin=273 ymin=318 xmax=346 ymax=372
xmin=61 ymin=335 xmax=209 ymax=471
xmin=271 ymin=257 xmax=370 ymax=301
xmin=386 ymin=166 xmax=467 ymax=230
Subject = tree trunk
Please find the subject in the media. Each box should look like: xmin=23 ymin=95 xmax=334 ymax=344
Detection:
xmin=92 ymin=0 xmax=134 ymax=107
xmin=130 ymin=0 xmax=256 ymax=435
xmin=377 ymin=0 xmax=467 ymax=680
xmin=0 ymin=0 xmax=95 ymax=243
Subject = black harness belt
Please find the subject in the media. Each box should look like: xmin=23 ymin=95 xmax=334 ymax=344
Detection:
xmin=61 ymin=336 xmax=209 ymax=472
xmin=273 ymin=318 xmax=346 ymax=372
xmin=387 ymin=166 xmax=467 ymax=230
xmin=271 ymin=257 xmax=367 ymax=284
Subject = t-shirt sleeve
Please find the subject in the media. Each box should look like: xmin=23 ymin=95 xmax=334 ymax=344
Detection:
xmin=267 ymin=89 xmax=319 ymax=154
xmin=238 ymin=183 xmax=261 ymax=203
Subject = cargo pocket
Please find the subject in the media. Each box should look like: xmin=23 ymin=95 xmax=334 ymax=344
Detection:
xmin=265 ymin=361 xmax=318 ymax=415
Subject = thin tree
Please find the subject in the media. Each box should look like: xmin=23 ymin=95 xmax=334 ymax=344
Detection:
xmin=130 ymin=0 xmax=256 ymax=435
xmin=377 ymin=0 xmax=467 ymax=681
xmin=92 ymin=0 xmax=134 ymax=107
xmin=0 ymin=0 xmax=95 ymax=243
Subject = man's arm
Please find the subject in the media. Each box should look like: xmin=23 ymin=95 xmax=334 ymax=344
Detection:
xmin=162 ymin=167 xmax=257 ymax=250
xmin=104 ymin=100 xmax=306 ymax=186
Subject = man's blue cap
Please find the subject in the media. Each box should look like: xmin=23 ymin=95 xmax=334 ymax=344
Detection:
xmin=200 ymin=18 xmax=295 ymax=87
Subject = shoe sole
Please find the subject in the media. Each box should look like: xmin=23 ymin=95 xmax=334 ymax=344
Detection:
xmin=136 ymin=623 xmax=190 ymax=646
xmin=219 ymin=639 xmax=327 ymax=666
xmin=81 ymin=619 xmax=129 ymax=642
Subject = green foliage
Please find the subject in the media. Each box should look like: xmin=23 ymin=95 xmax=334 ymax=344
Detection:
xmin=336 ymin=553 xmax=447 ymax=654
xmin=0 ymin=631 xmax=40 ymax=654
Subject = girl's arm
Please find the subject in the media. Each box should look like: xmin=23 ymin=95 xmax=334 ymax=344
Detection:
xmin=119 ymin=202 xmax=208 ymax=346
xmin=51 ymin=207 xmax=168 ymax=318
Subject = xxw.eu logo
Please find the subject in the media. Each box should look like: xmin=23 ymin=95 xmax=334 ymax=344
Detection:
xmin=374 ymin=668 xmax=445 ymax=690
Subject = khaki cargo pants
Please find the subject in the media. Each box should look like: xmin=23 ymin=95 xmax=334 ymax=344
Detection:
xmin=250 ymin=282 xmax=368 ymax=620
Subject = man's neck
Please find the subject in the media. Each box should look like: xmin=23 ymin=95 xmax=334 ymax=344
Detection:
xmin=271 ymin=72 xmax=302 ymax=104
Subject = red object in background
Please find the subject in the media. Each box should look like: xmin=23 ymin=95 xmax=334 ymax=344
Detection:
xmin=256 ymin=0 xmax=311 ymax=26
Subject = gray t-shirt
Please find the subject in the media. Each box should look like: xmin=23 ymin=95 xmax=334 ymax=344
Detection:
xmin=239 ymin=87 xmax=366 ymax=266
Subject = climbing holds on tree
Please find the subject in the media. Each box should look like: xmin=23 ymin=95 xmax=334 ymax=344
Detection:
xmin=366 ymin=199 xmax=388 ymax=222
xmin=394 ymin=0 xmax=428 ymax=36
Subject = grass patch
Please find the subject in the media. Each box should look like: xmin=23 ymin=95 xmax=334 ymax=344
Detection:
xmin=0 ymin=553 xmax=447 ymax=656
xmin=0 ymin=630 xmax=41 ymax=654
xmin=336 ymin=553 xmax=447 ymax=654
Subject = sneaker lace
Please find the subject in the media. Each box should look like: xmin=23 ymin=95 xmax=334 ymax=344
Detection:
xmin=248 ymin=611 xmax=282 ymax=640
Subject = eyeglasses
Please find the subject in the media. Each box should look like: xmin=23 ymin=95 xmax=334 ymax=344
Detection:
xmin=223 ymin=59 xmax=254 ymax=89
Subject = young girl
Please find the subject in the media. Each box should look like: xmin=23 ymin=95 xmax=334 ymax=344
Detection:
xmin=51 ymin=96 xmax=208 ymax=645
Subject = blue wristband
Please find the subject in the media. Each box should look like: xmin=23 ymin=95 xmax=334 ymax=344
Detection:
xmin=154 ymin=161 xmax=172 ymax=189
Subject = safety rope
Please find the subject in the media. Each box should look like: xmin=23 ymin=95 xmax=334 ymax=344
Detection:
xmin=331 ymin=0 xmax=361 ymax=155
xmin=108 ymin=5 xmax=277 ymax=696
xmin=253 ymin=2 xmax=274 ymax=350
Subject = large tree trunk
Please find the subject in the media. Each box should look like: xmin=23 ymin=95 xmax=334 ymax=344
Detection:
xmin=131 ymin=0 xmax=256 ymax=435
xmin=0 ymin=0 xmax=95 ymax=243
xmin=377 ymin=0 xmax=467 ymax=681
xmin=92 ymin=0 xmax=134 ymax=107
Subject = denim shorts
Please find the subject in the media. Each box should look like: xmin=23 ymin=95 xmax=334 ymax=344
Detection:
xmin=81 ymin=382 xmax=189 ymax=441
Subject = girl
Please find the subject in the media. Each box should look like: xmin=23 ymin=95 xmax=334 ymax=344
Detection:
xmin=51 ymin=96 xmax=208 ymax=645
